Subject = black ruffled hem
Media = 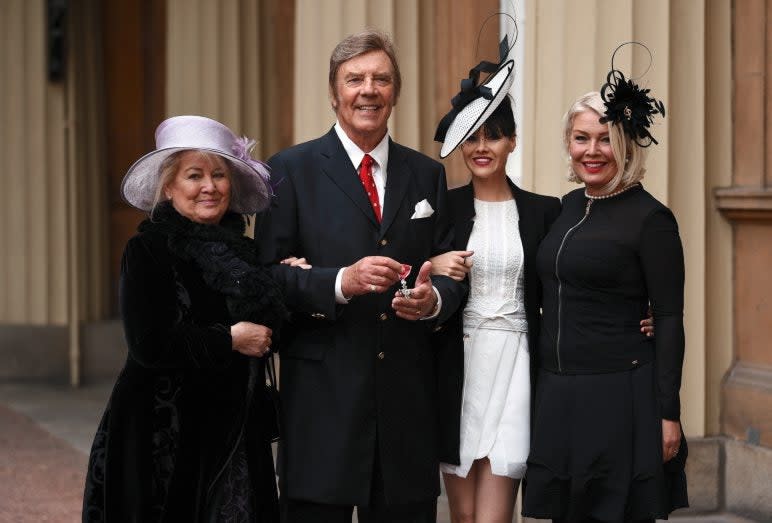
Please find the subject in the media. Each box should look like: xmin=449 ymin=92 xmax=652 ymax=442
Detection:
xmin=522 ymin=364 xmax=688 ymax=522
xmin=523 ymin=460 xmax=688 ymax=522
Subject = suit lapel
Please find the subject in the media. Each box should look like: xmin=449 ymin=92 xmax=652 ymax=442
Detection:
xmin=455 ymin=183 xmax=476 ymax=249
xmin=319 ymin=129 xmax=379 ymax=227
xmin=380 ymin=139 xmax=411 ymax=237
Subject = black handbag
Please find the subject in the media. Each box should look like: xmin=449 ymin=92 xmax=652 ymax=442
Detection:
xmin=263 ymin=354 xmax=282 ymax=443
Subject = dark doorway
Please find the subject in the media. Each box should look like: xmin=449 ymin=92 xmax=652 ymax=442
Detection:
xmin=102 ymin=0 xmax=166 ymax=312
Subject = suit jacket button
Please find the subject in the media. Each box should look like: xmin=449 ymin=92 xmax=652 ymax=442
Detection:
xmin=380 ymin=238 xmax=388 ymax=246
xmin=311 ymin=312 xmax=326 ymax=319
xmin=379 ymin=313 xmax=388 ymax=321
xmin=377 ymin=351 xmax=385 ymax=360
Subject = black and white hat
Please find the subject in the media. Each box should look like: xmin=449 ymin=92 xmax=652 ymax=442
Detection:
xmin=434 ymin=19 xmax=517 ymax=158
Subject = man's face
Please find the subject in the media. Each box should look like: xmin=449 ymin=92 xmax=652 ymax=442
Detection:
xmin=331 ymin=50 xmax=396 ymax=148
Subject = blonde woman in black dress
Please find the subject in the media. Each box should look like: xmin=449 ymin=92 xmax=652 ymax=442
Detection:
xmin=522 ymin=47 xmax=688 ymax=522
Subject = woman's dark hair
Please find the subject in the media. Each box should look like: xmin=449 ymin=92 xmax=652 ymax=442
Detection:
xmin=479 ymin=95 xmax=516 ymax=139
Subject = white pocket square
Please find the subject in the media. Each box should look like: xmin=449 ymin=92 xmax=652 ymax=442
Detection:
xmin=411 ymin=199 xmax=434 ymax=219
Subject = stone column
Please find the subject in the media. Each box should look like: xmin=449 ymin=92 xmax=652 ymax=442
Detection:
xmin=0 ymin=1 xmax=108 ymax=384
xmin=715 ymin=0 xmax=772 ymax=448
xmin=0 ymin=0 xmax=107 ymax=323
xmin=0 ymin=0 xmax=69 ymax=326
xmin=65 ymin=0 xmax=110 ymax=384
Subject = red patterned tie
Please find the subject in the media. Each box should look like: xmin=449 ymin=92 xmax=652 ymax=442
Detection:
xmin=359 ymin=154 xmax=381 ymax=223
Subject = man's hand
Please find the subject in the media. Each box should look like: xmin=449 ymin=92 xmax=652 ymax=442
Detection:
xmin=341 ymin=256 xmax=402 ymax=297
xmin=391 ymin=261 xmax=437 ymax=321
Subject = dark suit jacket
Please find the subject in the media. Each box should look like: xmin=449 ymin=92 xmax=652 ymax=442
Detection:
xmin=434 ymin=178 xmax=561 ymax=464
xmin=255 ymin=128 xmax=467 ymax=507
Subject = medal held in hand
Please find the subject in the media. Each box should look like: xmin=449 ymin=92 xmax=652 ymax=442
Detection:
xmin=399 ymin=264 xmax=412 ymax=298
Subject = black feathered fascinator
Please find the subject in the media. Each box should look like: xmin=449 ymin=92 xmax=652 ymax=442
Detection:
xmin=598 ymin=42 xmax=665 ymax=147
xmin=434 ymin=13 xmax=517 ymax=158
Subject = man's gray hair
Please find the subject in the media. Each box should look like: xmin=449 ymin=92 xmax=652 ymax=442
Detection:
xmin=328 ymin=29 xmax=402 ymax=101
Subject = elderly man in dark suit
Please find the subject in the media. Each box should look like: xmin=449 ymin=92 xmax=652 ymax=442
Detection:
xmin=256 ymin=29 xmax=466 ymax=523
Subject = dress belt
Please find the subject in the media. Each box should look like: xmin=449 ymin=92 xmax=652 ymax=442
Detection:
xmin=462 ymin=310 xmax=529 ymax=337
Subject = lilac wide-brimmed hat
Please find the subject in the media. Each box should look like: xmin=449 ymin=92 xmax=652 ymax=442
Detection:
xmin=121 ymin=115 xmax=273 ymax=214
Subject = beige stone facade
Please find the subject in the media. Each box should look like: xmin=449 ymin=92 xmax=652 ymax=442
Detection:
xmin=0 ymin=0 xmax=769 ymax=519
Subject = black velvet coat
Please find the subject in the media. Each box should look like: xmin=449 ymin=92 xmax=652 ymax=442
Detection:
xmin=433 ymin=179 xmax=561 ymax=464
xmin=82 ymin=204 xmax=283 ymax=522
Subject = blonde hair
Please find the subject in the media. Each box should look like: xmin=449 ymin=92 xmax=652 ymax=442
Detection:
xmin=562 ymin=91 xmax=648 ymax=193
xmin=150 ymin=150 xmax=233 ymax=216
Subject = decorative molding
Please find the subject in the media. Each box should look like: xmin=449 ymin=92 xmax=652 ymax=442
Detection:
xmin=725 ymin=361 xmax=772 ymax=393
xmin=714 ymin=186 xmax=772 ymax=221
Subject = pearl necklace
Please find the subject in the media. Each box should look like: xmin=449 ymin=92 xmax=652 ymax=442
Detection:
xmin=584 ymin=182 xmax=640 ymax=200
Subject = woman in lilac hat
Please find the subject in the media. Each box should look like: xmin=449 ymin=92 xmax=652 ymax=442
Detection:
xmin=82 ymin=115 xmax=284 ymax=522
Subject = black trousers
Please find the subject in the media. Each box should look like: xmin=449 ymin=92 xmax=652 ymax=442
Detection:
xmin=281 ymin=449 xmax=436 ymax=523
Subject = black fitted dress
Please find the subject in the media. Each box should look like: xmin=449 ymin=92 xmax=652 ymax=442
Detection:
xmin=522 ymin=185 xmax=688 ymax=522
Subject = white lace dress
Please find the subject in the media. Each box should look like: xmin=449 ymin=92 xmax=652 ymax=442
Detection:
xmin=440 ymin=198 xmax=530 ymax=479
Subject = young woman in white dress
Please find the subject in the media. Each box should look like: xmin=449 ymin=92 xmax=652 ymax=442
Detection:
xmin=433 ymin=88 xmax=561 ymax=522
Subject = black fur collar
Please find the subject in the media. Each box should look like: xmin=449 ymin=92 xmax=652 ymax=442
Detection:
xmin=140 ymin=202 xmax=287 ymax=329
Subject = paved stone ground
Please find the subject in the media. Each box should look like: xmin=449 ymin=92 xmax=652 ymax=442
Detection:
xmin=0 ymin=382 xmax=761 ymax=523
xmin=0 ymin=404 xmax=87 ymax=522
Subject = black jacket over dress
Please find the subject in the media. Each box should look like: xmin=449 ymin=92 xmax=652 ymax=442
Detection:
xmin=434 ymin=179 xmax=561 ymax=464
xmin=523 ymin=185 xmax=688 ymax=521
xmin=82 ymin=204 xmax=281 ymax=523
xmin=255 ymin=128 xmax=467 ymax=508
